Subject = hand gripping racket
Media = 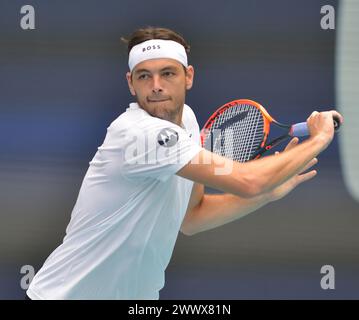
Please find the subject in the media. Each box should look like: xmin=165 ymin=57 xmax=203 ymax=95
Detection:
xmin=200 ymin=99 xmax=340 ymax=162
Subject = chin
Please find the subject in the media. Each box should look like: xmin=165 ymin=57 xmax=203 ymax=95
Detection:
xmin=138 ymin=99 xmax=182 ymax=122
xmin=153 ymin=107 xmax=172 ymax=120
xmin=155 ymin=105 xmax=179 ymax=122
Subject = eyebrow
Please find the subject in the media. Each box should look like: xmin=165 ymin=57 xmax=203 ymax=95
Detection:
xmin=133 ymin=68 xmax=150 ymax=75
xmin=133 ymin=65 xmax=178 ymax=75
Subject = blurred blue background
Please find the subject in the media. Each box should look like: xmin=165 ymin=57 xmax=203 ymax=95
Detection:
xmin=1 ymin=0 xmax=358 ymax=299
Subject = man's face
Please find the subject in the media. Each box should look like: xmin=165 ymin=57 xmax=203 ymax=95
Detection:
xmin=126 ymin=58 xmax=194 ymax=123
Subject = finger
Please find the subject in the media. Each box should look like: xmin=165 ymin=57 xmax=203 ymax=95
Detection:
xmin=275 ymin=151 xmax=280 ymax=156
xmin=296 ymin=170 xmax=317 ymax=185
xmin=284 ymin=137 xmax=299 ymax=151
xmin=308 ymin=111 xmax=319 ymax=120
xmin=299 ymin=158 xmax=318 ymax=174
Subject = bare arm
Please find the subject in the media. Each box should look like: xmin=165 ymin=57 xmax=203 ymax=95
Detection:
xmin=177 ymin=110 xmax=343 ymax=198
xmin=181 ymin=193 xmax=269 ymax=236
xmin=180 ymin=138 xmax=318 ymax=235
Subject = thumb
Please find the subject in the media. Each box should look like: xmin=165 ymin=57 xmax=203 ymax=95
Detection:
xmin=284 ymin=137 xmax=299 ymax=151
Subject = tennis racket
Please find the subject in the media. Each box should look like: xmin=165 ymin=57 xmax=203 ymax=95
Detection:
xmin=200 ymin=99 xmax=340 ymax=162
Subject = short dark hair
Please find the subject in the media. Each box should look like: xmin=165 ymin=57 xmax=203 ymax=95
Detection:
xmin=121 ymin=26 xmax=190 ymax=55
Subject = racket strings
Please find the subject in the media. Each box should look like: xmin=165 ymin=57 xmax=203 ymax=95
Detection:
xmin=204 ymin=104 xmax=264 ymax=162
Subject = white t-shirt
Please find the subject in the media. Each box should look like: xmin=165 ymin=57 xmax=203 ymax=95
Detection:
xmin=27 ymin=102 xmax=203 ymax=300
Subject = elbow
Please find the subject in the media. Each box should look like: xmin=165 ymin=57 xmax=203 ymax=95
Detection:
xmin=180 ymin=224 xmax=197 ymax=236
xmin=181 ymin=229 xmax=194 ymax=236
xmin=180 ymin=218 xmax=199 ymax=236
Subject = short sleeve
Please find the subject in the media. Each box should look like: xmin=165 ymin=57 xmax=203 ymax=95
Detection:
xmin=121 ymin=120 xmax=203 ymax=182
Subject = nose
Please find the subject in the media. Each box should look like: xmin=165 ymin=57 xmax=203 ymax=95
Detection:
xmin=152 ymin=74 xmax=163 ymax=93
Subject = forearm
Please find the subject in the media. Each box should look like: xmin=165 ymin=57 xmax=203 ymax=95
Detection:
xmin=236 ymin=135 xmax=327 ymax=195
xmin=178 ymin=136 xmax=327 ymax=199
xmin=181 ymin=192 xmax=271 ymax=236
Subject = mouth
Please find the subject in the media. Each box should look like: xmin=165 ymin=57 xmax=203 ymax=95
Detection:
xmin=147 ymin=97 xmax=170 ymax=103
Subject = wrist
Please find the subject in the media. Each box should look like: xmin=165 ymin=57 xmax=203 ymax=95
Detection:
xmin=310 ymin=134 xmax=331 ymax=152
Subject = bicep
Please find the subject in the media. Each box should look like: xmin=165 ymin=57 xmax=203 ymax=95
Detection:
xmin=186 ymin=182 xmax=204 ymax=213
xmin=180 ymin=182 xmax=203 ymax=235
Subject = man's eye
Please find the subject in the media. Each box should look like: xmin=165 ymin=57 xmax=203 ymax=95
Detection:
xmin=138 ymin=74 xmax=149 ymax=80
xmin=163 ymin=71 xmax=175 ymax=77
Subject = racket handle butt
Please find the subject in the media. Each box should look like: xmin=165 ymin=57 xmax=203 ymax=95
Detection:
xmin=333 ymin=115 xmax=341 ymax=131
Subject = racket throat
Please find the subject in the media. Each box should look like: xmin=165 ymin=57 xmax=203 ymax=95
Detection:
xmin=249 ymin=134 xmax=290 ymax=160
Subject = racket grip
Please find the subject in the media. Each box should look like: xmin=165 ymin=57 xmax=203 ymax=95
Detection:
xmin=289 ymin=116 xmax=341 ymax=137
xmin=289 ymin=122 xmax=309 ymax=137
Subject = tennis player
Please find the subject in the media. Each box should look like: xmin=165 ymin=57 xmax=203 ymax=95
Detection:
xmin=26 ymin=27 xmax=343 ymax=300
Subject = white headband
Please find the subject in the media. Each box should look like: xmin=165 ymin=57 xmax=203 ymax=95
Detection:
xmin=128 ymin=39 xmax=188 ymax=71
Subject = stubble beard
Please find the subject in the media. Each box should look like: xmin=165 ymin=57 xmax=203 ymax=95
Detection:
xmin=137 ymin=97 xmax=185 ymax=124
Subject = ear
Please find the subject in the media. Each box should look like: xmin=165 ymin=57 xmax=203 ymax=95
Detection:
xmin=126 ymin=72 xmax=136 ymax=96
xmin=185 ymin=65 xmax=194 ymax=90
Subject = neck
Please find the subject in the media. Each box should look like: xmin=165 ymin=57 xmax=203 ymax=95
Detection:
xmin=172 ymin=108 xmax=184 ymax=127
